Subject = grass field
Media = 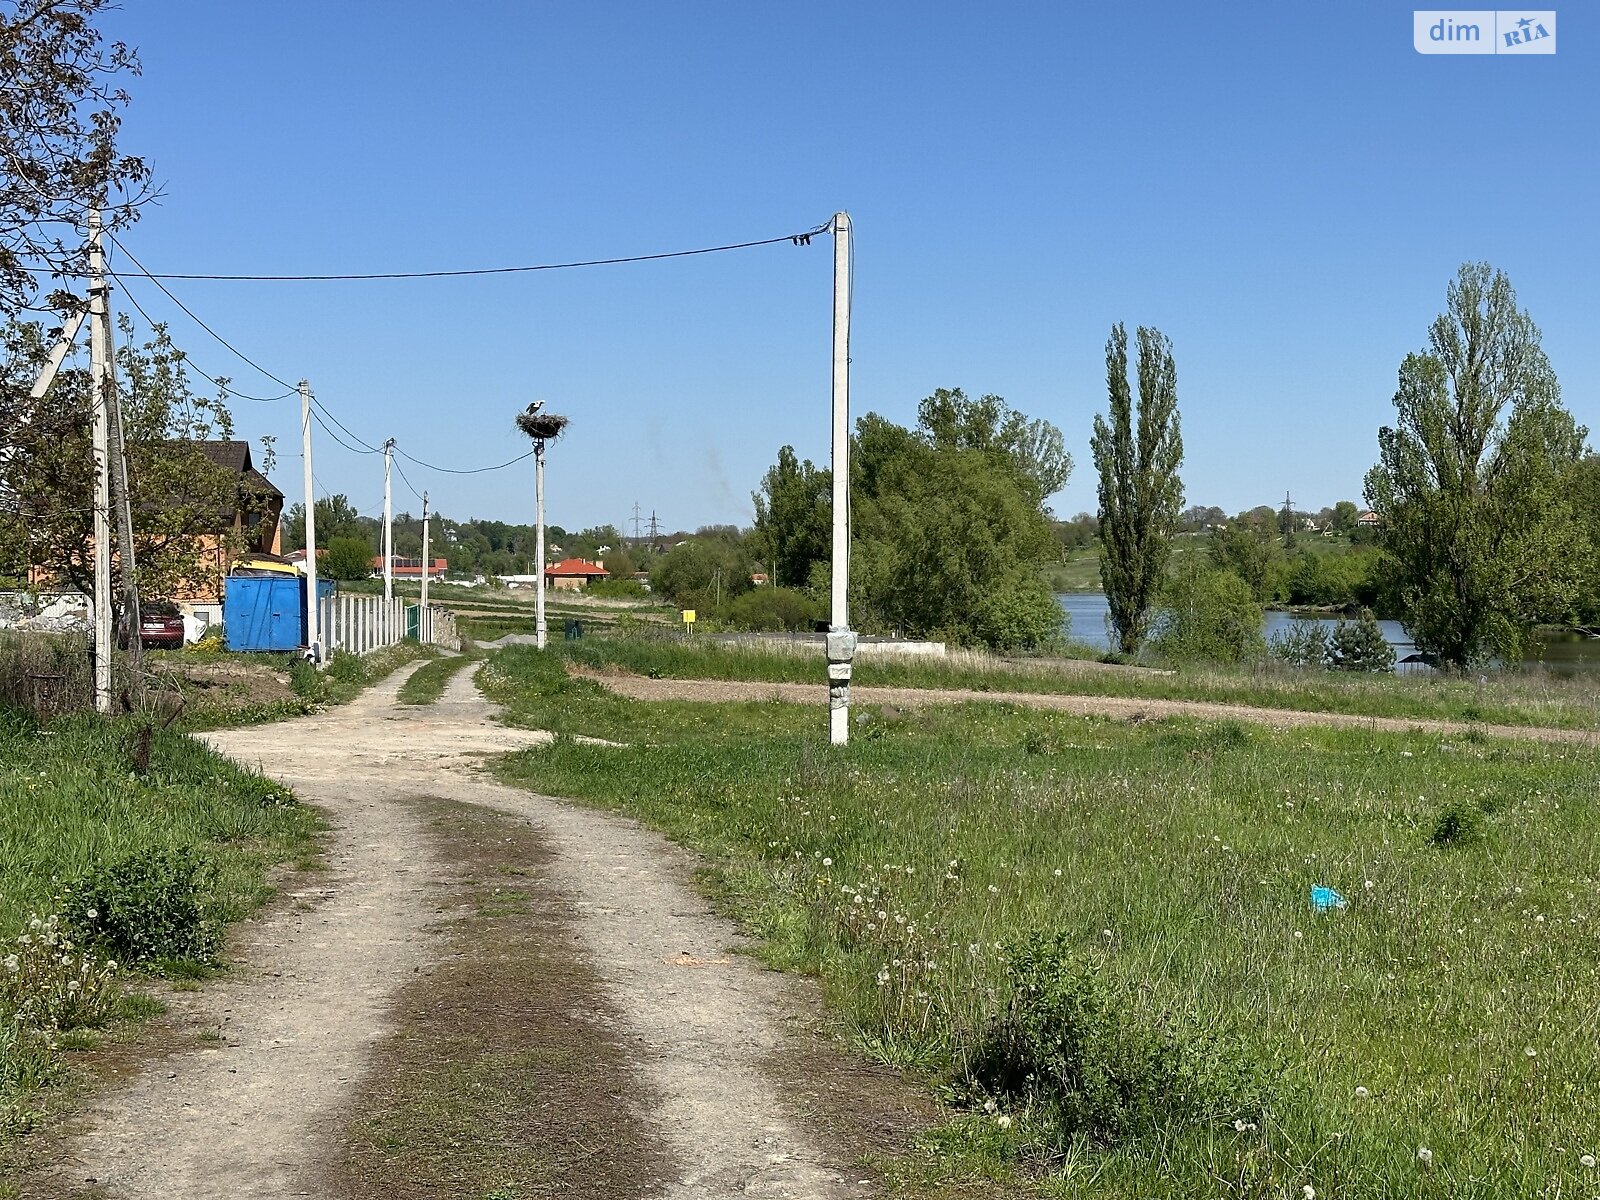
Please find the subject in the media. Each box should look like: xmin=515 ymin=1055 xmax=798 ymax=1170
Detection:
xmin=555 ymin=634 xmax=1600 ymax=732
xmin=483 ymin=644 xmax=1600 ymax=1199
xmin=0 ymin=711 xmax=322 ymax=1153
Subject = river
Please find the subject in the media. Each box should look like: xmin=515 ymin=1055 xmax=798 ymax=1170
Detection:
xmin=1055 ymin=592 xmax=1600 ymax=675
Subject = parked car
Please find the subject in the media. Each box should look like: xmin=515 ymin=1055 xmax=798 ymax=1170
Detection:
xmin=135 ymin=601 xmax=186 ymax=649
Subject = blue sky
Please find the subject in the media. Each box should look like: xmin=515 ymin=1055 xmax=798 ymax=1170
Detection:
xmin=97 ymin=2 xmax=1596 ymax=532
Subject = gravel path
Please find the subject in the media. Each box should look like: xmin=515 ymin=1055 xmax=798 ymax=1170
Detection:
xmin=577 ymin=670 xmax=1600 ymax=747
xmin=44 ymin=662 xmax=858 ymax=1199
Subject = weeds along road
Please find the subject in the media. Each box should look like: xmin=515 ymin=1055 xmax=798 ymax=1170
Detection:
xmin=40 ymin=663 xmax=881 ymax=1200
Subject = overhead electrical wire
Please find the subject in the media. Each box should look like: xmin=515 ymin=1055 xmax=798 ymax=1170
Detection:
xmin=106 ymin=236 xmax=298 ymax=392
xmin=393 ymin=443 xmax=534 ymax=476
xmin=113 ymin=272 xmax=297 ymax=404
xmin=102 ymin=220 xmax=833 ymax=282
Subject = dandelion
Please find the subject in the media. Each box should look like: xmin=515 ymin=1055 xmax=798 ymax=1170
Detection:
xmin=1294 ymin=930 xmax=1304 ymax=939
xmin=1354 ymin=1086 xmax=1369 ymax=1099
xmin=1053 ymin=868 xmax=1063 ymax=877
xmin=822 ymin=857 xmax=832 ymax=868
xmin=876 ymin=968 xmax=890 ymax=986
xmin=1580 ymin=1154 xmax=1596 ymax=1169
xmin=1101 ymin=929 xmax=1113 ymax=939
xmin=1524 ymin=1046 xmax=1538 ymax=1058
xmin=86 ymin=908 xmax=98 ymax=920
xmin=987 ymin=885 xmax=999 ymax=895
xmin=1303 ymin=1187 xmax=1316 ymax=1200
xmin=2 ymin=954 xmax=17 ymax=973
xmin=983 ymin=1098 xmax=998 ymax=1115
xmin=996 ymin=1114 xmax=1013 ymax=1130
xmin=1416 ymin=1147 xmax=1433 ymax=1166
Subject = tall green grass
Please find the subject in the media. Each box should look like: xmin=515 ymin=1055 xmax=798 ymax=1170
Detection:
xmin=483 ymin=645 xmax=1600 ymax=1199
xmin=558 ymin=634 xmax=1600 ymax=731
xmin=0 ymin=710 xmax=321 ymax=1144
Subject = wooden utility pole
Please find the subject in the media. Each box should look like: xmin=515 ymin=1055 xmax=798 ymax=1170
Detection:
xmin=299 ymin=381 xmax=321 ymax=662
xmin=826 ymin=211 xmax=856 ymax=746
xmin=87 ymin=210 xmax=114 ymax=714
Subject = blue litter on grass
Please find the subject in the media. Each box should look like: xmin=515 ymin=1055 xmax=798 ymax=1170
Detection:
xmin=1311 ymin=886 xmax=1348 ymax=912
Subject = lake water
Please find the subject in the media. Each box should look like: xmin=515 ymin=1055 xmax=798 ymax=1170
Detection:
xmin=1056 ymin=592 xmax=1600 ymax=675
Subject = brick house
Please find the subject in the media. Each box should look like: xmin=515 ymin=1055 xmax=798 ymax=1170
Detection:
xmin=544 ymin=557 xmax=609 ymax=591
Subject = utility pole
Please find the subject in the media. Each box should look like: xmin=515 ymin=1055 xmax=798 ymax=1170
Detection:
xmin=87 ymin=209 xmax=114 ymax=715
xmin=299 ymin=381 xmax=321 ymax=662
xmin=105 ymin=295 xmax=144 ymax=695
xmin=382 ymin=438 xmax=395 ymax=600
xmin=420 ymin=490 xmax=431 ymax=611
xmin=535 ymin=443 xmax=547 ymax=648
xmin=826 ymin=211 xmax=856 ymax=746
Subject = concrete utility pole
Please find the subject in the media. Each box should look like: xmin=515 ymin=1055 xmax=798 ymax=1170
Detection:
xmin=299 ymin=381 xmax=321 ymax=662
xmin=535 ymin=443 xmax=547 ymax=649
xmin=104 ymin=295 xmax=143 ymax=694
xmin=420 ymin=490 xmax=430 ymax=611
xmin=87 ymin=210 xmax=114 ymax=715
xmin=826 ymin=210 xmax=856 ymax=746
xmin=382 ymin=438 xmax=395 ymax=601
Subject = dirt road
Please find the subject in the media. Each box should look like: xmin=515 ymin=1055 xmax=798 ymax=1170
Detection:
xmin=41 ymin=664 xmax=894 ymax=1199
xmin=577 ymin=670 xmax=1600 ymax=746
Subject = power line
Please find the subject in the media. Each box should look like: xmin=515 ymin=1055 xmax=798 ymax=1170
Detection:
xmin=106 ymin=235 xmax=298 ymax=391
xmin=391 ymin=453 xmax=424 ymax=503
xmin=309 ymin=396 xmax=382 ymax=454
xmin=310 ymin=406 xmax=380 ymax=458
xmin=102 ymin=221 xmax=834 ymax=282
xmin=113 ymin=273 xmax=296 ymax=403
xmin=393 ymin=443 xmax=535 ymax=475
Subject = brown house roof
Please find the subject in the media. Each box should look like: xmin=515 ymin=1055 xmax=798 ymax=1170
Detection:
xmin=196 ymin=441 xmax=283 ymax=499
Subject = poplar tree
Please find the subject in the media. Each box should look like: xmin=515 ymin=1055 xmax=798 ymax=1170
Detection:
xmin=1092 ymin=323 xmax=1185 ymax=656
xmin=1364 ymin=263 xmax=1588 ymax=666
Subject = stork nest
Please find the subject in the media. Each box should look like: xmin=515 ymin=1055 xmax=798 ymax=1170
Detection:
xmin=516 ymin=409 xmax=569 ymax=441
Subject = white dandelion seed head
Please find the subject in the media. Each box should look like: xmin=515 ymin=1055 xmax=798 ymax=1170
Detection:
xmin=1580 ymin=1154 xmax=1596 ymax=1169
xmin=1416 ymin=1147 xmax=1433 ymax=1165
xmin=1354 ymin=1086 xmax=1369 ymax=1099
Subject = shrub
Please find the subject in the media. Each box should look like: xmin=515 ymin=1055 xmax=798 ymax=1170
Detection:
xmin=964 ymin=934 xmax=1267 ymax=1149
xmin=1431 ymin=800 xmax=1484 ymax=846
xmin=972 ymin=576 xmax=1066 ymax=652
xmin=59 ymin=845 xmax=223 ymax=966
xmin=724 ymin=586 xmax=821 ymax=632
xmin=1269 ymin=619 xmax=1331 ymax=669
xmin=1328 ymin=610 xmax=1396 ymax=673
xmin=1153 ymin=564 xmax=1264 ymax=665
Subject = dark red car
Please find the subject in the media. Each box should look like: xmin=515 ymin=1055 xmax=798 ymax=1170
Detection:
xmin=135 ymin=601 xmax=186 ymax=649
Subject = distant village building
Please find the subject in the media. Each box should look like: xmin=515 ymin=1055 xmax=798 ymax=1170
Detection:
xmin=371 ymin=556 xmax=448 ymax=579
xmin=1357 ymin=510 xmax=1382 ymax=528
xmin=544 ymin=557 xmax=609 ymax=591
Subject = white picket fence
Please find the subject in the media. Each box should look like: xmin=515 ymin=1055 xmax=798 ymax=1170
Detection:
xmin=318 ymin=594 xmax=460 ymax=655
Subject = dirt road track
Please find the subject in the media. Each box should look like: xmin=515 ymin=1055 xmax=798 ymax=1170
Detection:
xmin=39 ymin=664 xmax=880 ymax=1199
xmin=579 ymin=670 xmax=1600 ymax=747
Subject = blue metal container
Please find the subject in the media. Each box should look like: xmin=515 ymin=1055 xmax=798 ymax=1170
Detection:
xmin=224 ymin=576 xmax=335 ymax=652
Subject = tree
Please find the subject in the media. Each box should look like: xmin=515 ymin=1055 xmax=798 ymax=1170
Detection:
xmin=1327 ymin=610 xmax=1396 ymax=673
xmin=2 ymin=317 xmax=246 ymax=602
xmin=750 ymin=445 xmax=831 ymax=589
xmin=281 ymin=494 xmax=367 ymax=552
xmin=1209 ymin=524 xmax=1283 ymax=603
xmin=323 ymin=535 xmax=373 ymax=581
xmin=917 ymin=387 xmax=1072 ymax=505
xmin=650 ymin=536 xmax=752 ymax=613
xmin=1329 ymin=500 xmax=1360 ymax=536
xmin=1363 ymin=264 xmax=1590 ymax=666
xmin=1152 ymin=560 xmax=1263 ymax=665
xmin=1092 ymin=324 xmax=1184 ymax=655
xmin=1 ymin=0 xmax=152 ymax=316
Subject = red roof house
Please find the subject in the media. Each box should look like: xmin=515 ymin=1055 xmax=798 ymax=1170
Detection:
xmin=545 ymin=557 xmax=609 ymax=591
